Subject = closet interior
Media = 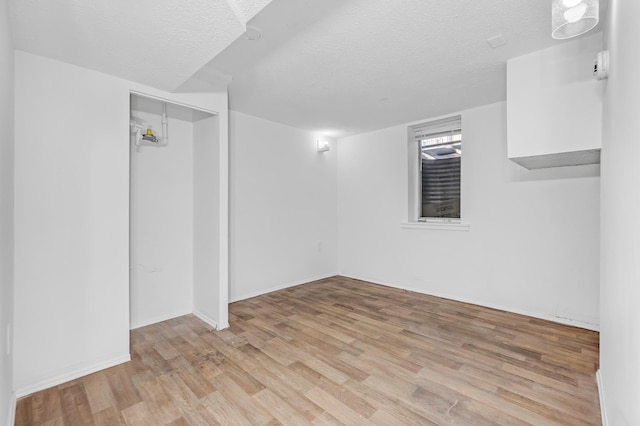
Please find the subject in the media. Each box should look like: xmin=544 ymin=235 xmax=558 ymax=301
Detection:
xmin=129 ymin=93 xmax=221 ymax=330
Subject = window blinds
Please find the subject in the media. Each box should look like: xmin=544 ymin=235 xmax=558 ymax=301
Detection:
xmin=415 ymin=116 xmax=462 ymax=219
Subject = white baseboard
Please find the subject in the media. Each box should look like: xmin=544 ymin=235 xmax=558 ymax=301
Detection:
xmin=340 ymin=274 xmax=600 ymax=332
xmin=8 ymin=391 xmax=16 ymax=426
xmin=229 ymin=273 xmax=338 ymax=303
xmin=192 ymin=310 xmax=229 ymax=331
xmin=15 ymin=354 xmax=131 ymax=398
xmin=596 ymin=369 xmax=608 ymax=426
xmin=130 ymin=309 xmax=193 ymax=330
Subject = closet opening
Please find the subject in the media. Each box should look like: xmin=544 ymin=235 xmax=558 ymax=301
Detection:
xmin=129 ymin=92 xmax=222 ymax=330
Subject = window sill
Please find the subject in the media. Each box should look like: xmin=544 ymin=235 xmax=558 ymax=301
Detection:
xmin=400 ymin=221 xmax=470 ymax=232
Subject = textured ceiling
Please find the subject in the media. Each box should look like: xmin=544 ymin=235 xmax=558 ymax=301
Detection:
xmin=195 ymin=0 xmax=608 ymax=137
xmin=9 ymin=0 xmax=272 ymax=91
xmin=9 ymin=0 xmax=608 ymax=137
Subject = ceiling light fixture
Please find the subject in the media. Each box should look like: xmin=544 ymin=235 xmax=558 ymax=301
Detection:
xmin=552 ymin=0 xmax=599 ymax=40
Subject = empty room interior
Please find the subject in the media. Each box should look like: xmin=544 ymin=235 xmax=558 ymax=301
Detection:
xmin=1 ymin=0 xmax=639 ymax=425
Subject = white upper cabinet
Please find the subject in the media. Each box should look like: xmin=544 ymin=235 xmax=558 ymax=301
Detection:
xmin=507 ymin=33 xmax=604 ymax=169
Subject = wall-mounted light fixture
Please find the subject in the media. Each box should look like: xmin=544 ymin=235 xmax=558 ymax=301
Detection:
xmin=317 ymin=139 xmax=330 ymax=152
xmin=552 ymin=0 xmax=599 ymax=40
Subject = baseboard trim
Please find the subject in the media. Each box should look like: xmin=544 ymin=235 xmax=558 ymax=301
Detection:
xmin=8 ymin=391 xmax=16 ymax=426
xmin=15 ymin=353 xmax=131 ymax=398
xmin=596 ymin=369 xmax=608 ymax=426
xmin=229 ymin=273 xmax=338 ymax=303
xmin=340 ymin=274 xmax=600 ymax=332
xmin=130 ymin=309 xmax=193 ymax=330
xmin=192 ymin=310 xmax=229 ymax=331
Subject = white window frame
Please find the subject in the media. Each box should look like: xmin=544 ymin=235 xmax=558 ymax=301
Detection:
xmin=403 ymin=115 xmax=469 ymax=231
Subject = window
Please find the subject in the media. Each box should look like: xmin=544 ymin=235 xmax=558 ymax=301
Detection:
xmin=410 ymin=116 xmax=462 ymax=221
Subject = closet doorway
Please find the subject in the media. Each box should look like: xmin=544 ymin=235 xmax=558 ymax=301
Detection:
xmin=129 ymin=92 xmax=223 ymax=330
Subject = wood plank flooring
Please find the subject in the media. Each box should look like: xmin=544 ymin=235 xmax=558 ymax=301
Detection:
xmin=15 ymin=276 xmax=601 ymax=425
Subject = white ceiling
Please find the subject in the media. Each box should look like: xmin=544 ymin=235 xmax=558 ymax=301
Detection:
xmin=9 ymin=0 xmax=272 ymax=91
xmin=194 ymin=0 xmax=608 ymax=137
xmin=9 ymin=0 xmax=607 ymax=137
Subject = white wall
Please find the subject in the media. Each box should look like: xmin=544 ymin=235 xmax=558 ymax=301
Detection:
xmin=14 ymin=50 xmax=130 ymax=394
xmin=600 ymin=0 xmax=640 ymax=424
xmin=129 ymin=110 xmax=194 ymax=329
xmin=193 ymin=115 xmax=222 ymax=327
xmin=0 ymin=0 xmax=14 ymax=422
xmin=229 ymin=111 xmax=338 ymax=301
xmin=338 ymin=102 xmax=600 ymax=329
xmin=13 ymin=51 xmax=229 ymax=395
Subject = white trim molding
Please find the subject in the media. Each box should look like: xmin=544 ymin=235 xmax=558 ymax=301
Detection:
xmin=229 ymin=274 xmax=338 ymax=303
xmin=193 ymin=310 xmax=228 ymax=331
xmin=130 ymin=309 xmax=193 ymax=330
xmin=596 ymin=369 xmax=608 ymax=426
xmin=7 ymin=392 xmax=16 ymax=426
xmin=15 ymin=354 xmax=131 ymax=398
xmin=340 ymin=273 xmax=599 ymax=332
xmin=401 ymin=221 xmax=470 ymax=232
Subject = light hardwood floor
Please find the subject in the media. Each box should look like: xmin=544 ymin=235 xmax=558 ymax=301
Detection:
xmin=15 ymin=276 xmax=601 ymax=425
